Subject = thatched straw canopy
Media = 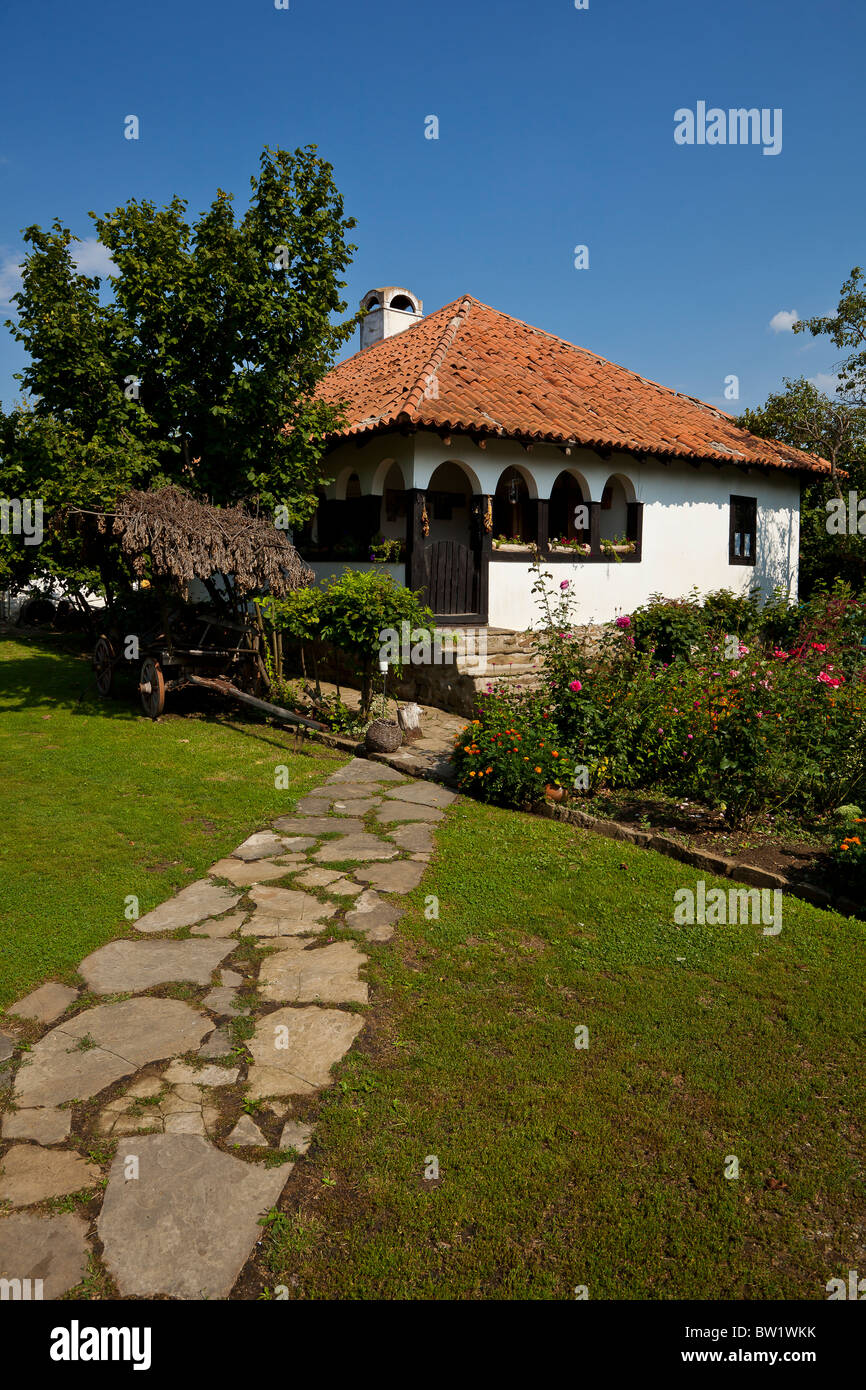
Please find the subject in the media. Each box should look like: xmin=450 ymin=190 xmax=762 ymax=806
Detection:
xmin=82 ymin=486 xmax=314 ymax=597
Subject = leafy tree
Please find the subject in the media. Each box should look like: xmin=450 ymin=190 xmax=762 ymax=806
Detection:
xmin=262 ymin=570 xmax=435 ymax=719
xmin=737 ymin=376 xmax=866 ymax=595
xmin=1 ymin=145 xmax=358 ymax=600
xmin=794 ymin=265 xmax=866 ymax=408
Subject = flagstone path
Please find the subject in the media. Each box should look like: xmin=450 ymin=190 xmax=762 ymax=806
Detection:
xmin=0 ymin=756 xmax=457 ymax=1301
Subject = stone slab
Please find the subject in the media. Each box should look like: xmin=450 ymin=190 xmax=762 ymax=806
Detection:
xmin=8 ymin=982 xmax=78 ymax=1025
xmin=272 ymin=816 xmax=364 ymax=837
xmin=277 ymin=837 xmax=318 ymax=851
xmin=79 ymin=939 xmax=233 ymax=995
xmin=202 ymin=987 xmax=247 ymax=1018
xmin=387 ymin=822 xmax=435 ymax=853
xmin=0 ymin=1145 xmax=100 ymax=1207
xmin=292 ymin=867 xmax=344 ymax=889
xmin=297 ymin=796 xmax=378 ymax=815
xmin=98 ymin=1133 xmax=290 ymax=1299
xmin=208 ymin=857 xmax=293 ymax=887
xmin=135 ymin=880 xmax=240 ymax=934
xmin=279 ymin=1120 xmax=313 ymax=1154
xmin=327 ymin=878 xmax=364 ymax=897
xmin=164 ymin=1111 xmax=207 ymax=1135
xmin=163 ymin=1061 xmax=240 ymax=1087
xmin=0 ymin=1211 xmax=89 ymax=1298
xmin=327 ymin=759 xmax=407 ymax=783
xmin=313 ymin=833 xmax=398 ymax=864
xmin=190 ymin=911 xmax=248 ymax=939
xmin=0 ymin=1033 xmax=15 ymax=1063
xmin=375 ymin=803 xmax=445 ymax=824
xmin=239 ymin=886 xmax=337 ymax=940
xmin=258 ymin=941 xmax=368 ymax=1005
xmin=344 ymin=890 xmax=405 ymax=941
xmin=14 ymin=998 xmax=211 ymax=1109
xmin=383 ymin=781 xmax=457 ymax=808
xmin=354 ymin=860 xmax=426 ymax=894
xmin=230 ymin=831 xmax=288 ymax=861
xmin=2 ymin=1107 xmax=71 ymax=1144
xmin=198 ymin=1027 xmax=233 ymax=1059
xmin=227 ymin=1115 xmax=267 ymax=1147
xmin=246 ymin=1006 xmax=365 ymax=1098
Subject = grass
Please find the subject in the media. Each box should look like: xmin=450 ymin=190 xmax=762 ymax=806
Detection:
xmin=258 ymin=797 xmax=866 ymax=1300
xmin=0 ymin=632 xmax=345 ymax=1008
xmin=3 ymin=629 xmax=864 ymax=1300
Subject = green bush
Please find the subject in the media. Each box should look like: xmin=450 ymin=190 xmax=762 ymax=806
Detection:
xmin=629 ymin=593 xmax=704 ymax=664
xmin=261 ymin=569 xmax=434 ymax=718
xmin=451 ymin=688 xmax=573 ymax=808
xmin=829 ymin=806 xmax=866 ymax=893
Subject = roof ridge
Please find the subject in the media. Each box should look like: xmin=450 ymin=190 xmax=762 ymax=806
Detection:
xmin=399 ymin=295 xmax=475 ymax=419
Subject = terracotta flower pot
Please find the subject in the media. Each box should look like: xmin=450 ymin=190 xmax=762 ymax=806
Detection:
xmin=545 ymin=785 xmax=564 ymax=802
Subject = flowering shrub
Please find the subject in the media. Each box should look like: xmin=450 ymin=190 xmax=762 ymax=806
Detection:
xmin=513 ymin=562 xmax=866 ymax=824
xmin=830 ymin=807 xmax=866 ymax=892
xmin=451 ymin=687 xmax=573 ymax=807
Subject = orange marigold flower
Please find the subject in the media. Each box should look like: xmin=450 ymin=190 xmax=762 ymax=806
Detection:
xmin=485 ymin=767 xmax=492 ymax=774
xmin=850 ymin=836 xmax=861 ymax=846
xmin=534 ymin=766 xmax=542 ymax=773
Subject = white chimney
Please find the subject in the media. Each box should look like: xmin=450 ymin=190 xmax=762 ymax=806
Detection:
xmin=360 ymin=287 xmax=423 ymax=350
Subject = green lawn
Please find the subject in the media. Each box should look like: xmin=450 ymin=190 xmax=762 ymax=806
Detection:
xmin=0 ymin=634 xmax=344 ymax=1007
xmin=2 ymin=631 xmax=864 ymax=1300
xmin=258 ymin=800 xmax=866 ymax=1300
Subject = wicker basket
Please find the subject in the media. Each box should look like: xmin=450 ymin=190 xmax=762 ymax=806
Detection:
xmin=365 ymin=718 xmax=403 ymax=753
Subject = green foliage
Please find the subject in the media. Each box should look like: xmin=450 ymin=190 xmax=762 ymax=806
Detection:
xmin=451 ymin=690 xmax=573 ymax=808
xmin=629 ymin=593 xmax=704 ymax=664
xmin=1 ymin=145 xmax=359 ymax=595
xmin=737 ymin=375 xmax=866 ymax=596
xmin=829 ymin=807 xmax=866 ymax=892
xmin=793 ymin=265 xmax=866 ymax=408
xmin=261 ymin=568 xmax=435 ymax=718
xmin=699 ymin=587 xmax=762 ymax=638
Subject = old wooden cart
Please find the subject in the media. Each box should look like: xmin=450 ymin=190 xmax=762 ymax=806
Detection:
xmin=77 ymin=486 xmax=325 ymax=728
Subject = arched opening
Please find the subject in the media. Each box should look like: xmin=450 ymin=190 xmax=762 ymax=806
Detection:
xmin=390 ymin=294 xmax=417 ymax=313
xmin=426 ymin=461 xmax=473 ymax=543
xmin=600 ymin=475 xmax=630 ymax=542
xmin=493 ymin=467 xmax=533 ymax=543
xmin=549 ymin=471 xmax=590 ymax=544
xmin=293 ymin=485 xmax=327 ymax=556
xmin=375 ymin=462 xmax=407 ymax=561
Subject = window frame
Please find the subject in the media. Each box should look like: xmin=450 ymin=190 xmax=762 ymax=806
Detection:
xmin=729 ymin=494 xmax=757 ymax=567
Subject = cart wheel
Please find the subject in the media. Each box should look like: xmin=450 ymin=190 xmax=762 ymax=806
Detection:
xmin=93 ymin=635 xmax=117 ymax=696
xmin=139 ymin=657 xmax=166 ymax=718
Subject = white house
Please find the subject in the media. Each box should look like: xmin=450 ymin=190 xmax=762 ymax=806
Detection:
xmin=302 ymin=288 xmax=827 ymax=630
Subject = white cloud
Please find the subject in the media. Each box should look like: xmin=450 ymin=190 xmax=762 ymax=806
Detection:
xmin=769 ymin=308 xmax=799 ymax=333
xmin=72 ymin=237 xmax=117 ymax=278
xmin=0 ymin=252 xmax=23 ymax=306
xmin=810 ymin=372 xmax=841 ymax=396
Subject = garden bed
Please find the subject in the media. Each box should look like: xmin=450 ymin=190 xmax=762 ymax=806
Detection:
xmin=576 ymin=788 xmax=834 ymax=890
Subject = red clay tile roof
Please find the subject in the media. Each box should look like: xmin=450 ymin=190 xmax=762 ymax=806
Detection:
xmin=317 ymin=294 xmax=830 ymax=475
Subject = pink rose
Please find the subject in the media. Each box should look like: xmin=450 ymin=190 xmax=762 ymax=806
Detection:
xmin=560 ymin=580 xmax=569 ymax=590
xmin=569 ymin=679 xmax=582 ymax=692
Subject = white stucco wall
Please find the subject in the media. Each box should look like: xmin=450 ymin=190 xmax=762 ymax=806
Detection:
xmin=319 ymin=433 xmax=801 ymax=629
xmin=488 ymin=464 xmax=799 ymax=628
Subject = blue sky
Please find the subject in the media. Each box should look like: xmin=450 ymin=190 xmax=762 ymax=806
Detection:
xmin=1 ymin=0 xmax=863 ymax=414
